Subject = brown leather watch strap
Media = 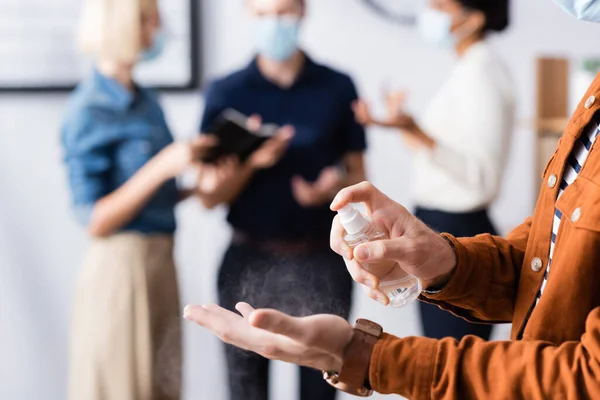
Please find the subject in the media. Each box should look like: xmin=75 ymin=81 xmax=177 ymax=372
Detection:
xmin=323 ymin=319 xmax=382 ymax=397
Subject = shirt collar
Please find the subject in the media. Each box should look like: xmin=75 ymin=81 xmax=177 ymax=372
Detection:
xmin=92 ymin=69 xmax=136 ymax=111
xmin=246 ymin=52 xmax=318 ymax=88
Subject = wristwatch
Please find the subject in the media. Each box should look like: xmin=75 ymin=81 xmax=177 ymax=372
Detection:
xmin=323 ymin=319 xmax=383 ymax=397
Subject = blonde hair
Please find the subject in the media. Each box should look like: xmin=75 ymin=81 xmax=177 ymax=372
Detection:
xmin=78 ymin=0 xmax=158 ymax=63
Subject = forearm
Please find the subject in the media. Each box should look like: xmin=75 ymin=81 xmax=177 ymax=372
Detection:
xmin=370 ymin=311 xmax=600 ymax=400
xmin=88 ymin=159 xmax=168 ymax=237
xmin=370 ymin=117 xmax=405 ymax=129
xmin=404 ymin=126 xmax=436 ymax=149
xmin=198 ymin=164 xmax=255 ymax=209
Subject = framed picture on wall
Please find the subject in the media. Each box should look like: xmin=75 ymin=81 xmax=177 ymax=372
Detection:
xmin=0 ymin=0 xmax=200 ymax=92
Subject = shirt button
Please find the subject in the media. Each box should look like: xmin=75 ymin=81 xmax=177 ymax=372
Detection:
xmin=585 ymin=95 xmax=596 ymax=109
xmin=531 ymin=257 xmax=543 ymax=272
xmin=547 ymin=174 xmax=557 ymax=188
xmin=572 ymin=207 xmax=582 ymax=223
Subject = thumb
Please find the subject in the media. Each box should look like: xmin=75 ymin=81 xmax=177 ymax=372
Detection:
xmin=354 ymin=238 xmax=410 ymax=264
xmin=247 ymin=114 xmax=263 ymax=132
xmin=193 ymin=134 xmax=218 ymax=147
xmin=235 ymin=302 xmax=256 ymax=319
xmin=275 ymin=125 xmax=295 ymax=141
xmin=249 ymin=309 xmax=307 ymax=342
xmin=292 ymin=175 xmax=310 ymax=187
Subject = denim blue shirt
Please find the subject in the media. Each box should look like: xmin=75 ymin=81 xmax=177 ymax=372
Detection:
xmin=61 ymin=70 xmax=178 ymax=234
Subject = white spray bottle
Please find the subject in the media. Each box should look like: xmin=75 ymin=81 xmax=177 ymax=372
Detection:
xmin=338 ymin=204 xmax=421 ymax=308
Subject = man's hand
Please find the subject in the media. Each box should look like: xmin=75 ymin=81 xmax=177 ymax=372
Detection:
xmin=330 ymin=182 xmax=457 ymax=302
xmin=184 ymin=302 xmax=354 ymax=372
xmin=153 ymin=136 xmax=218 ymax=181
xmin=246 ymin=114 xmax=295 ymax=170
xmin=292 ymin=167 xmax=343 ymax=208
xmin=353 ymin=99 xmax=375 ymax=126
xmin=196 ymin=156 xmax=239 ymax=195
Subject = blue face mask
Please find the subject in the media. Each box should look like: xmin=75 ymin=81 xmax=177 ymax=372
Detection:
xmin=141 ymin=30 xmax=168 ymax=62
xmin=417 ymin=8 xmax=454 ymax=47
xmin=254 ymin=16 xmax=301 ymax=61
xmin=553 ymin=0 xmax=600 ymax=22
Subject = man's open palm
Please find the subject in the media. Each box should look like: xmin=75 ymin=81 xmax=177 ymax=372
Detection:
xmin=184 ymin=302 xmax=354 ymax=372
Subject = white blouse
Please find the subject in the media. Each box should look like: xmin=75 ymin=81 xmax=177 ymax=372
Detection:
xmin=413 ymin=41 xmax=516 ymax=213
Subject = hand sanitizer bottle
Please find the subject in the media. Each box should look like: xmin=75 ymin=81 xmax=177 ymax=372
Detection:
xmin=338 ymin=204 xmax=422 ymax=308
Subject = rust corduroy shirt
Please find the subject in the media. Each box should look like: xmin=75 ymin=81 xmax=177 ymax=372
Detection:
xmin=369 ymin=74 xmax=600 ymax=400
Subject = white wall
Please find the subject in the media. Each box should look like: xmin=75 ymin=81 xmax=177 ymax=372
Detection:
xmin=2 ymin=1 xmax=600 ymax=399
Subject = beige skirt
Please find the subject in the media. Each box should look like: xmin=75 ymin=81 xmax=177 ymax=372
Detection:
xmin=68 ymin=233 xmax=181 ymax=400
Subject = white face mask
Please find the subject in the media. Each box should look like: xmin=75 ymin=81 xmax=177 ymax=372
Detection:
xmin=417 ymin=7 xmax=454 ymax=47
xmin=253 ymin=16 xmax=301 ymax=61
xmin=553 ymin=0 xmax=600 ymax=22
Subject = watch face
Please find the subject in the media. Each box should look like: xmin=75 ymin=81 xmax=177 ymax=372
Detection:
xmin=362 ymin=0 xmax=423 ymax=25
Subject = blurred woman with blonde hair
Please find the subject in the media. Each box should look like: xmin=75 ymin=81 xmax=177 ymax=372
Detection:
xmin=62 ymin=0 xmax=218 ymax=398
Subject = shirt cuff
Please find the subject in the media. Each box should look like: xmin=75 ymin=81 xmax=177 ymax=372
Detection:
xmin=421 ymin=235 xmax=458 ymax=295
xmin=419 ymin=235 xmax=492 ymax=324
xmin=369 ymin=333 xmax=438 ymax=399
xmin=421 ymin=234 xmax=474 ymax=301
xmin=421 ymin=287 xmax=443 ymax=295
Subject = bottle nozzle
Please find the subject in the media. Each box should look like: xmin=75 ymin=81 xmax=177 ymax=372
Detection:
xmin=338 ymin=204 xmax=354 ymax=215
xmin=338 ymin=204 xmax=369 ymax=235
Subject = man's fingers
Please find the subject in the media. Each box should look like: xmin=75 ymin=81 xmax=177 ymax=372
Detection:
xmin=184 ymin=304 xmax=262 ymax=349
xmin=198 ymin=134 xmax=218 ymax=143
xmin=352 ymin=101 xmax=368 ymax=124
xmin=191 ymin=135 xmax=218 ymax=158
xmin=276 ymin=125 xmax=295 ymax=141
xmin=249 ymin=309 xmax=308 ymax=343
xmin=291 ymin=176 xmax=314 ymax=205
xmin=352 ymin=99 xmax=368 ymax=112
xmin=235 ymin=302 xmax=256 ymax=318
xmin=220 ymin=155 xmax=238 ymax=165
xmin=219 ymin=156 xmax=240 ymax=173
xmin=354 ymin=238 xmax=410 ymax=264
xmin=315 ymin=168 xmax=341 ymax=191
xmin=345 ymin=258 xmax=380 ymax=289
xmin=330 ymin=181 xmax=380 ymax=212
xmin=330 ymin=215 xmax=353 ymax=260
xmin=183 ymin=304 xmax=209 ymax=326
xmin=202 ymin=303 xmax=242 ymax=319
xmin=367 ymin=288 xmax=390 ymax=306
xmin=261 ymin=128 xmax=293 ymax=154
xmin=292 ymin=175 xmax=310 ymax=188
xmin=247 ymin=114 xmax=263 ymax=132
xmin=183 ymin=304 xmax=239 ymax=337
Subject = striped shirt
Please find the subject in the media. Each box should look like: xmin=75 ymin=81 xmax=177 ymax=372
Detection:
xmin=535 ymin=116 xmax=600 ymax=305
